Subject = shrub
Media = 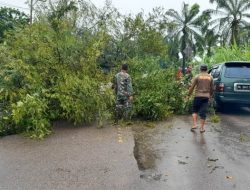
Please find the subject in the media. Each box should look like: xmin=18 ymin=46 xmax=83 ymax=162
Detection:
xmin=0 ymin=21 xmax=114 ymax=138
xmin=11 ymin=94 xmax=51 ymax=139
xmin=129 ymin=57 xmax=187 ymax=120
xmin=205 ymin=46 xmax=250 ymax=67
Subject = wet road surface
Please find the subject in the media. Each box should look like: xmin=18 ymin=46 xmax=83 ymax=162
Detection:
xmin=0 ymin=122 xmax=147 ymax=190
xmin=0 ymin=108 xmax=250 ymax=190
xmin=133 ymin=107 xmax=250 ymax=190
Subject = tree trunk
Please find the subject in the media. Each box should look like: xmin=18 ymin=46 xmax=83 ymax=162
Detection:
xmin=181 ymin=30 xmax=187 ymax=75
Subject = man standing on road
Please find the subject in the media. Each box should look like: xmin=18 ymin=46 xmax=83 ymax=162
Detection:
xmin=188 ymin=64 xmax=214 ymax=133
xmin=112 ymin=64 xmax=133 ymax=124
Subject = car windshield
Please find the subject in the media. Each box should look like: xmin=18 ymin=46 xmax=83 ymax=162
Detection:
xmin=225 ymin=66 xmax=250 ymax=79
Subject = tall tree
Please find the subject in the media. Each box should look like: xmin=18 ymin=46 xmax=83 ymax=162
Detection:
xmin=166 ymin=3 xmax=202 ymax=72
xmin=195 ymin=11 xmax=219 ymax=57
xmin=47 ymin=0 xmax=78 ymax=31
xmin=208 ymin=0 xmax=250 ymax=46
xmin=0 ymin=7 xmax=29 ymax=41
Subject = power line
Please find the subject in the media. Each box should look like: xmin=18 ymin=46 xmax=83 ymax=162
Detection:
xmin=0 ymin=1 xmax=29 ymax=11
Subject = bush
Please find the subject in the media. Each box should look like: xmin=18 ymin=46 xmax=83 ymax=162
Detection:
xmin=11 ymin=94 xmax=51 ymax=139
xmin=205 ymin=46 xmax=250 ymax=67
xmin=0 ymin=21 xmax=114 ymax=138
xmin=129 ymin=57 xmax=187 ymax=120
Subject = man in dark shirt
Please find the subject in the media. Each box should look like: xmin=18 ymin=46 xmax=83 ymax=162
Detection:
xmin=188 ymin=64 xmax=214 ymax=133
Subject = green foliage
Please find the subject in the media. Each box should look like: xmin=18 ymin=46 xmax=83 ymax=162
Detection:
xmin=98 ymin=12 xmax=169 ymax=70
xmin=112 ymin=13 xmax=168 ymax=60
xmin=0 ymin=18 xmax=114 ymax=138
xmin=1 ymin=0 xmax=248 ymax=139
xmin=0 ymin=7 xmax=28 ymax=41
xmin=129 ymin=57 xmax=187 ymax=120
xmin=166 ymin=3 xmax=202 ymax=70
xmin=205 ymin=46 xmax=250 ymax=67
xmin=210 ymin=114 xmax=220 ymax=123
xmin=52 ymin=74 xmax=114 ymax=124
xmin=209 ymin=0 xmax=250 ymax=46
xmin=11 ymin=94 xmax=51 ymax=139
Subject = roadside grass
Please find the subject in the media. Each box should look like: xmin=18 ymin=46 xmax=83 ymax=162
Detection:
xmin=239 ymin=134 xmax=250 ymax=143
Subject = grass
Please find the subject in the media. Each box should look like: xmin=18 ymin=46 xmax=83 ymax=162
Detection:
xmin=239 ymin=134 xmax=250 ymax=142
xmin=210 ymin=114 xmax=220 ymax=123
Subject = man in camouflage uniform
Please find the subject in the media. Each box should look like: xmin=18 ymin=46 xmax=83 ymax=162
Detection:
xmin=112 ymin=64 xmax=133 ymax=124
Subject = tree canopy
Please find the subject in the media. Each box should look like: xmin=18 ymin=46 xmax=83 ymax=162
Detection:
xmin=0 ymin=7 xmax=29 ymax=41
xmin=208 ymin=0 xmax=250 ymax=46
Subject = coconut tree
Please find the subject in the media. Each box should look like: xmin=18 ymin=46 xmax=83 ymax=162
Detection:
xmin=208 ymin=0 xmax=250 ymax=46
xmin=166 ymin=3 xmax=202 ymax=73
xmin=194 ymin=11 xmax=220 ymax=57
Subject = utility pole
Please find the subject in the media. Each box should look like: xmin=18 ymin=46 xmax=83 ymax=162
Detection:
xmin=30 ymin=0 xmax=33 ymax=24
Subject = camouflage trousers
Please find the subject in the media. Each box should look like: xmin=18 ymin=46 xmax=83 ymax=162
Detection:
xmin=114 ymin=96 xmax=132 ymax=123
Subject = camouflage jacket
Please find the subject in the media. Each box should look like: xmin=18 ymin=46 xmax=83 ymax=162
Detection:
xmin=113 ymin=71 xmax=133 ymax=98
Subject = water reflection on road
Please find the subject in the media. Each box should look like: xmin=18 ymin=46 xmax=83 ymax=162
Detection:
xmin=132 ymin=107 xmax=250 ymax=189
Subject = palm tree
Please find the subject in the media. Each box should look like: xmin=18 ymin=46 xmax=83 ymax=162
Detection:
xmin=195 ymin=11 xmax=220 ymax=57
xmin=166 ymin=3 xmax=202 ymax=73
xmin=208 ymin=0 xmax=250 ymax=46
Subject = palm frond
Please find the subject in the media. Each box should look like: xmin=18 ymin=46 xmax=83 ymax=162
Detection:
xmin=171 ymin=27 xmax=183 ymax=37
xmin=227 ymin=0 xmax=235 ymax=12
xmin=209 ymin=16 xmax=232 ymax=31
xmin=181 ymin=3 xmax=189 ymax=22
xmin=187 ymin=26 xmax=202 ymax=37
xmin=206 ymin=9 xmax=228 ymax=16
xmin=240 ymin=1 xmax=250 ymax=12
xmin=242 ymin=13 xmax=250 ymax=19
xmin=218 ymin=16 xmax=232 ymax=30
xmin=239 ymin=19 xmax=250 ymax=27
xmin=165 ymin=9 xmax=183 ymax=23
xmin=186 ymin=4 xmax=200 ymax=23
xmin=220 ymin=25 xmax=232 ymax=45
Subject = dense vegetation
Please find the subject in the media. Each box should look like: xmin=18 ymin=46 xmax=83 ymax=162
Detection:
xmin=0 ymin=0 xmax=249 ymax=138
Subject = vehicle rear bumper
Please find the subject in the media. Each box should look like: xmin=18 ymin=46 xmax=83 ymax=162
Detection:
xmin=215 ymin=94 xmax=250 ymax=106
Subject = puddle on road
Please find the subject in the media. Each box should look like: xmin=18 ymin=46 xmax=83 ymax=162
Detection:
xmin=132 ymin=120 xmax=173 ymax=181
xmin=133 ymin=137 xmax=157 ymax=170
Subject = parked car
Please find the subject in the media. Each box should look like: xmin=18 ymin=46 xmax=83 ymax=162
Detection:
xmin=209 ymin=61 xmax=250 ymax=111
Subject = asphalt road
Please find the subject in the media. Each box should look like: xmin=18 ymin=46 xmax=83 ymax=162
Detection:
xmin=0 ymin=107 xmax=250 ymax=190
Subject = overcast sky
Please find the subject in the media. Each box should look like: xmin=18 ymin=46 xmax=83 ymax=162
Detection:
xmin=1 ymin=0 xmax=215 ymax=14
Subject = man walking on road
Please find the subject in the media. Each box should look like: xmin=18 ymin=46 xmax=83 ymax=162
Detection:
xmin=112 ymin=64 xmax=133 ymax=124
xmin=188 ymin=64 xmax=214 ymax=133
